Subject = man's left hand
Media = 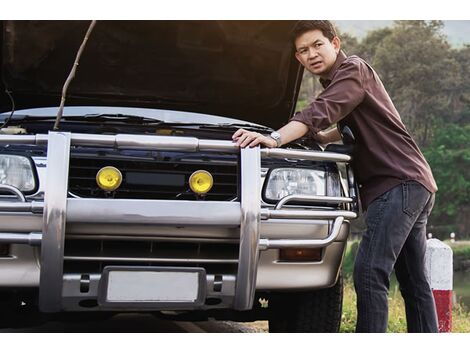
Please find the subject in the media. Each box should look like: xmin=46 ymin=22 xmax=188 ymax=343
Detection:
xmin=232 ymin=129 xmax=277 ymax=148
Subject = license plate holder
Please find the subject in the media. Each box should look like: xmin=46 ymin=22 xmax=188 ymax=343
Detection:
xmin=98 ymin=266 xmax=206 ymax=309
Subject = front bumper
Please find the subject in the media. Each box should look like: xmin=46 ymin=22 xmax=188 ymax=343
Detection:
xmin=0 ymin=132 xmax=357 ymax=312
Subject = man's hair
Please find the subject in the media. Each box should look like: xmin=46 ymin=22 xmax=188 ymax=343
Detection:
xmin=291 ymin=20 xmax=338 ymax=43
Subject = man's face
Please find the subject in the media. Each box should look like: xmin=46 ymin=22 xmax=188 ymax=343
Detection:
xmin=294 ymin=29 xmax=341 ymax=77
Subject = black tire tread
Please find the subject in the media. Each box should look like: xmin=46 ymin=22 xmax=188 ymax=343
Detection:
xmin=268 ymin=274 xmax=343 ymax=333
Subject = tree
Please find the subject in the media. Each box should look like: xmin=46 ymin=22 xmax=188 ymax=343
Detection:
xmin=423 ymin=123 xmax=470 ymax=236
xmin=450 ymin=44 xmax=470 ymax=124
xmin=370 ymin=21 xmax=459 ymax=147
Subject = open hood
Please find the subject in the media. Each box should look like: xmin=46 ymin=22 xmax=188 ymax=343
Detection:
xmin=1 ymin=21 xmax=303 ymax=128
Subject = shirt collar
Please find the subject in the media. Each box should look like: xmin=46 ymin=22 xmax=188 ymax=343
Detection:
xmin=319 ymin=50 xmax=347 ymax=88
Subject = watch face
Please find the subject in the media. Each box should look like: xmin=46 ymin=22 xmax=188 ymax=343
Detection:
xmin=271 ymin=131 xmax=280 ymax=139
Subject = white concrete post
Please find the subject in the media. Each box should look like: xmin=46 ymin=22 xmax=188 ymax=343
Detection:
xmin=425 ymin=239 xmax=453 ymax=332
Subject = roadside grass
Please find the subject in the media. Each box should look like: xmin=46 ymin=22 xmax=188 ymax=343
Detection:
xmin=341 ymin=277 xmax=470 ymax=333
xmin=448 ymin=240 xmax=470 ymax=260
xmin=340 ymin=241 xmax=470 ymax=333
xmin=340 ymin=277 xmax=407 ymax=332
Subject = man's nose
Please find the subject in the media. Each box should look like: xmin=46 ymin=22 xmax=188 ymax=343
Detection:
xmin=307 ymin=47 xmax=318 ymax=59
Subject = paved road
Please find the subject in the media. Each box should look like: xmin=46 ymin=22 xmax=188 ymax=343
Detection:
xmin=1 ymin=313 xmax=267 ymax=333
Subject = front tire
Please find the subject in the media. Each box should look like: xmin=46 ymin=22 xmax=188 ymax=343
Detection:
xmin=268 ymin=274 xmax=343 ymax=333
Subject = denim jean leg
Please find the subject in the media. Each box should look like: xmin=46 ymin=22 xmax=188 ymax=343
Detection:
xmin=354 ymin=183 xmax=432 ymax=333
xmin=394 ymin=192 xmax=438 ymax=332
xmin=354 ymin=189 xmax=395 ymax=332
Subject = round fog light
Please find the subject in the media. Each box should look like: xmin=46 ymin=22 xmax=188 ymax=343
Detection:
xmin=189 ymin=170 xmax=213 ymax=195
xmin=96 ymin=166 xmax=122 ymax=191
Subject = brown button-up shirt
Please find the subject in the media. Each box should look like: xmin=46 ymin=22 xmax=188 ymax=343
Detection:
xmin=290 ymin=51 xmax=437 ymax=210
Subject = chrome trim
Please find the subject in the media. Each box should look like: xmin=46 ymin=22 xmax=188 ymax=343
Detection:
xmin=0 ymin=134 xmax=48 ymax=145
xmin=198 ymin=140 xmax=240 ymax=152
xmin=258 ymin=216 xmax=344 ymax=250
xmin=63 ymin=256 xmax=238 ymax=264
xmin=0 ymin=232 xmax=42 ymax=246
xmin=39 ymin=132 xmax=71 ymax=312
xmin=0 ymin=133 xmax=354 ymax=163
xmin=261 ymin=209 xmax=357 ymax=220
xmin=261 ymin=148 xmax=351 ymax=162
xmin=115 ymin=134 xmax=199 ymax=151
xmin=66 ymin=199 xmax=241 ymax=226
xmin=234 ymin=146 xmax=261 ymax=310
xmin=0 ymin=184 xmax=26 ymax=202
xmin=0 ymin=201 xmax=44 ymax=213
xmin=274 ymin=195 xmax=353 ymax=209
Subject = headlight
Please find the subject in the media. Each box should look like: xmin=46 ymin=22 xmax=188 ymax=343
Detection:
xmin=264 ymin=168 xmax=341 ymax=202
xmin=0 ymin=154 xmax=36 ymax=193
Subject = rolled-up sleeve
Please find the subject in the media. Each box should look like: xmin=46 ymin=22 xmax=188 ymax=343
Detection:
xmin=289 ymin=59 xmax=365 ymax=135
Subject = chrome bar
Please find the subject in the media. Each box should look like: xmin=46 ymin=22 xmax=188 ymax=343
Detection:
xmin=0 ymin=201 xmax=44 ymax=213
xmin=234 ymin=147 xmax=261 ymax=310
xmin=274 ymin=195 xmax=353 ymax=210
xmin=0 ymin=134 xmax=48 ymax=145
xmin=198 ymin=139 xmax=240 ymax=152
xmin=70 ymin=133 xmax=116 ymax=147
xmin=258 ymin=217 xmax=344 ymax=250
xmin=261 ymin=209 xmax=357 ymax=220
xmin=1 ymin=133 xmax=352 ymax=163
xmin=66 ymin=199 xmax=241 ymax=226
xmin=63 ymin=256 xmax=238 ymax=264
xmin=261 ymin=148 xmax=351 ymax=162
xmin=39 ymin=132 xmax=71 ymax=313
xmin=0 ymin=135 xmax=37 ymax=144
xmin=0 ymin=232 xmax=42 ymax=246
xmin=0 ymin=185 xmax=26 ymax=202
xmin=116 ymin=134 xmax=199 ymax=151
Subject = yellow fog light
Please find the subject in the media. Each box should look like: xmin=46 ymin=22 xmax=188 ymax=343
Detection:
xmin=189 ymin=170 xmax=213 ymax=195
xmin=96 ymin=166 xmax=122 ymax=191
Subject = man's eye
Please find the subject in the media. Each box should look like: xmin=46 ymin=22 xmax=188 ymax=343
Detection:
xmin=314 ymin=43 xmax=322 ymax=49
xmin=299 ymin=49 xmax=307 ymax=55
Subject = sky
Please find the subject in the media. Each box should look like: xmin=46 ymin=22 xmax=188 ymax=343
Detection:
xmin=335 ymin=20 xmax=470 ymax=47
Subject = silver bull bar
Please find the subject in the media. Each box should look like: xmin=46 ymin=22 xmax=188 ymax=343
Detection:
xmin=0 ymin=132 xmax=357 ymax=312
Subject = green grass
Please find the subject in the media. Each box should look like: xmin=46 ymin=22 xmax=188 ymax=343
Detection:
xmin=340 ymin=241 xmax=470 ymax=332
xmin=448 ymin=241 xmax=470 ymax=259
xmin=340 ymin=277 xmax=470 ymax=333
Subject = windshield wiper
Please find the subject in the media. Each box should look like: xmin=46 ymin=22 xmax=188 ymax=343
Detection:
xmin=207 ymin=123 xmax=273 ymax=133
xmin=2 ymin=114 xmax=164 ymax=125
xmin=80 ymin=113 xmax=164 ymax=124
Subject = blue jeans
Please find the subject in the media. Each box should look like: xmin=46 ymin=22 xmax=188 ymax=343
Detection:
xmin=353 ymin=181 xmax=439 ymax=333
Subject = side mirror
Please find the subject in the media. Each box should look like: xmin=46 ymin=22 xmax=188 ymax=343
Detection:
xmin=341 ymin=126 xmax=355 ymax=145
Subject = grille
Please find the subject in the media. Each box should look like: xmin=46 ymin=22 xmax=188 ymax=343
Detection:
xmin=68 ymin=148 xmax=239 ymax=201
xmin=63 ymin=236 xmax=240 ymax=276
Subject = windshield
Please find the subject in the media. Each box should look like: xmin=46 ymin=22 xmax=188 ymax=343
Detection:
xmin=0 ymin=106 xmax=269 ymax=128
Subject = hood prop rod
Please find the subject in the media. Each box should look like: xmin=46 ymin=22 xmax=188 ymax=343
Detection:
xmin=53 ymin=20 xmax=97 ymax=131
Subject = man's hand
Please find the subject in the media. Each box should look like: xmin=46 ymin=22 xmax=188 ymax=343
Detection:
xmin=313 ymin=130 xmax=328 ymax=144
xmin=313 ymin=128 xmax=342 ymax=145
xmin=232 ymin=129 xmax=277 ymax=148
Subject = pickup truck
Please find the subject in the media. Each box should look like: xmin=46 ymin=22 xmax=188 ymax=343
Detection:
xmin=0 ymin=20 xmax=358 ymax=332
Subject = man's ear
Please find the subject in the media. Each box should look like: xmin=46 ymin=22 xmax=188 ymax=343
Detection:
xmin=332 ymin=36 xmax=341 ymax=54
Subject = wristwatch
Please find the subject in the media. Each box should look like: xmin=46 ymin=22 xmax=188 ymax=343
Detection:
xmin=270 ymin=131 xmax=282 ymax=147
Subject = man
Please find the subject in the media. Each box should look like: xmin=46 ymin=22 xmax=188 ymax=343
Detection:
xmin=232 ymin=20 xmax=439 ymax=333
